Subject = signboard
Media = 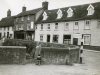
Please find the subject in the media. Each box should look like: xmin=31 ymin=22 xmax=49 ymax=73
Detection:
xmin=73 ymin=34 xmax=81 ymax=38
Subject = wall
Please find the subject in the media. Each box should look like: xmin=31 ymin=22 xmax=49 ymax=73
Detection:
xmin=90 ymin=20 xmax=100 ymax=46
xmin=0 ymin=46 xmax=26 ymax=64
xmin=35 ymin=47 xmax=80 ymax=65
xmin=35 ymin=19 xmax=100 ymax=46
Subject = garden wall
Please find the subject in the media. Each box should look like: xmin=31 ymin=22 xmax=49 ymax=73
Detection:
xmin=0 ymin=46 xmax=26 ymax=64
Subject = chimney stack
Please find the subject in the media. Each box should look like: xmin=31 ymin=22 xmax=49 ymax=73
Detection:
xmin=42 ymin=1 xmax=48 ymax=10
xmin=22 ymin=6 xmax=26 ymax=12
xmin=7 ymin=9 xmax=11 ymax=17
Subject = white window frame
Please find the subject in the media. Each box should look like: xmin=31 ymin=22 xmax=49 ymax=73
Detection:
xmin=87 ymin=4 xmax=94 ymax=16
xmin=83 ymin=34 xmax=91 ymax=45
xmin=55 ymin=23 xmax=58 ymax=30
xmin=84 ymin=20 xmax=90 ymax=29
xmin=40 ymin=34 xmax=43 ymax=42
xmin=43 ymin=12 xmax=48 ymax=20
xmin=47 ymin=24 xmax=50 ymax=30
xmin=74 ymin=21 xmax=79 ymax=30
xmin=41 ymin=24 xmax=43 ymax=30
xmin=27 ymin=16 xmax=30 ymax=20
xmin=64 ymin=23 xmax=69 ymax=30
xmin=27 ymin=23 xmax=31 ymax=30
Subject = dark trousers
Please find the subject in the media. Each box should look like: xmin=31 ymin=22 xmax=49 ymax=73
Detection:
xmin=80 ymin=57 xmax=82 ymax=64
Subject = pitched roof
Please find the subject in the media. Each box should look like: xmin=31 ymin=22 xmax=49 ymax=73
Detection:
xmin=36 ymin=2 xmax=100 ymax=24
xmin=0 ymin=16 xmax=15 ymax=27
xmin=16 ymin=8 xmax=42 ymax=17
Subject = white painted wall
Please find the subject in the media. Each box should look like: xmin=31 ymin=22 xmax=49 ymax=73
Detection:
xmin=0 ymin=26 xmax=14 ymax=38
xmin=35 ymin=20 xmax=100 ymax=46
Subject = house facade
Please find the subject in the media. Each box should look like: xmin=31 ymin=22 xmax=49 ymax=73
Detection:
xmin=0 ymin=9 xmax=15 ymax=39
xmin=14 ymin=1 xmax=48 ymax=40
xmin=35 ymin=2 xmax=100 ymax=46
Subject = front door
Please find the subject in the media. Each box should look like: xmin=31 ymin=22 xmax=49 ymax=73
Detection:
xmin=47 ymin=35 xmax=50 ymax=42
xmin=73 ymin=38 xmax=78 ymax=45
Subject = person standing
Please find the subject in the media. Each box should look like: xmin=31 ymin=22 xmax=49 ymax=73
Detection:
xmin=80 ymin=38 xmax=84 ymax=64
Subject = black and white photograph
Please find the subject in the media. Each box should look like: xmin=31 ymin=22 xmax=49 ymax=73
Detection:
xmin=0 ymin=0 xmax=100 ymax=75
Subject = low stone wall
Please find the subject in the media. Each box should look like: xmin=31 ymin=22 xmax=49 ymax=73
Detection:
xmin=37 ymin=47 xmax=80 ymax=65
xmin=0 ymin=46 xmax=26 ymax=64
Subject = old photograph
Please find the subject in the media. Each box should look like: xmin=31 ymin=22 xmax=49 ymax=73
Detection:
xmin=0 ymin=0 xmax=100 ymax=75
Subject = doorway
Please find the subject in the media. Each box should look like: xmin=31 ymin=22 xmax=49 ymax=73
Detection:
xmin=47 ymin=35 xmax=50 ymax=42
xmin=73 ymin=38 xmax=78 ymax=45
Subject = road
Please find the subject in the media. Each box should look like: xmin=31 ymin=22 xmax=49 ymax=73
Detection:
xmin=0 ymin=49 xmax=100 ymax=75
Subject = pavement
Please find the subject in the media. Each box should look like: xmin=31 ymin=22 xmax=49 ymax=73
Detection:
xmin=0 ymin=49 xmax=100 ymax=75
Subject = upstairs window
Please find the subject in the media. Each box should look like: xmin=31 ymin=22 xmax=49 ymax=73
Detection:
xmin=4 ymin=27 xmax=6 ymax=31
xmin=35 ymin=25 xmax=37 ymax=29
xmin=57 ymin=9 xmax=63 ymax=19
xmin=87 ymin=4 xmax=94 ymax=15
xmin=27 ymin=23 xmax=31 ymax=30
xmin=74 ymin=22 xmax=79 ymax=30
xmin=27 ymin=16 xmax=30 ymax=20
xmin=7 ymin=27 xmax=9 ymax=31
xmin=21 ymin=17 xmax=24 ymax=21
xmin=41 ymin=24 xmax=43 ymax=30
xmin=43 ymin=12 xmax=48 ymax=20
xmin=31 ymin=22 xmax=34 ymax=29
xmin=64 ymin=23 xmax=69 ymax=30
xmin=67 ymin=8 xmax=73 ymax=17
xmin=47 ymin=24 xmax=50 ymax=30
xmin=18 ymin=24 xmax=23 ymax=30
xmin=55 ymin=23 xmax=58 ymax=30
xmin=85 ymin=20 xmax=90 ymax=29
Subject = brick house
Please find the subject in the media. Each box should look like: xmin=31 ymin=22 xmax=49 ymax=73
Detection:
xmin=0 ymin=9 xmax=15 ymax=39
xmin=14 ymin=1 xmax=48 ymax=40
xmin=35 ymin=2 xmax=100 ymax=46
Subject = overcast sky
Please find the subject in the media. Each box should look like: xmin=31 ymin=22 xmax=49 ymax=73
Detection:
xmin=0 ymin=0 xmax=100 ymax=20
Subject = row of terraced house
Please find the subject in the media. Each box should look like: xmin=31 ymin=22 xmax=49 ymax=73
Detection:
xmin=0 ymin=1 xmax=100 ymax=46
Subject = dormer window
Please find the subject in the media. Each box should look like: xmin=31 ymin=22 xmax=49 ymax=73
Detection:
xmin=57 ymin=9 xmax=63 ymax=19
xmin=43 ymin=11 xmax=48 ymax=20
xmin=87 ymin=4 xmax=94 ymax=15
xmin=67 ymin=8 xmax=73 ymax=17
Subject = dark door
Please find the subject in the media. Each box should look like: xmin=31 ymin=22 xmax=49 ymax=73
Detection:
xmin=47 ymin=35 xmax=50 ymax=42
xmin=7 ymin=32 xmax=9 ymax=38
xmin=0 ymin=33 xmax=1 ymax=39
xmin=73 ymin=38 xmax=78 ymax=45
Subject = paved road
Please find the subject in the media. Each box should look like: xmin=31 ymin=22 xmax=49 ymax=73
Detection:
xmin=0 ymin=49 xmax=100 ymax=75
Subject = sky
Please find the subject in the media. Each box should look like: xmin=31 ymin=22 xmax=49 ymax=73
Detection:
xmin=0 ymin=0 xmax=100 ymax=20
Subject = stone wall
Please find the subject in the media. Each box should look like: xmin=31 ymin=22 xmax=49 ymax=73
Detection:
xmin=0 ymin=46 xmax=26 ymax=64
xmin=35 ymin=47 xmax=80 ymax=65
